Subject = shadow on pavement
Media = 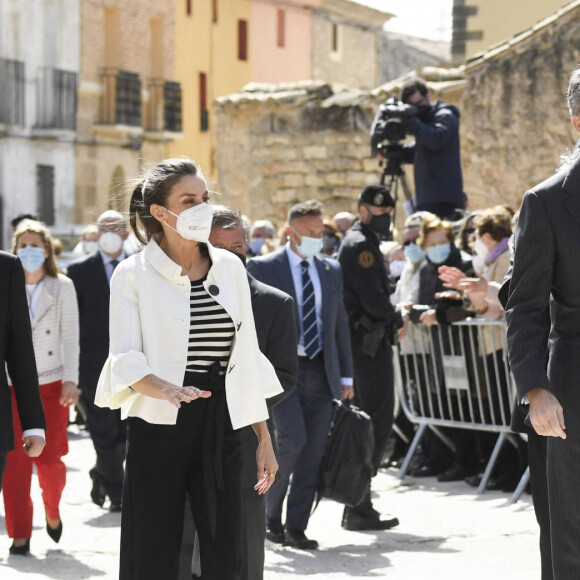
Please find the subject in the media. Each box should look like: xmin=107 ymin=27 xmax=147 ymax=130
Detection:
xmin=265 ymin=532 xmax=454 ymax=576
xmin=84 ymin=511 xmax=122 ymax=529
xmin=2 ymin=549 xmax=106 ymax=578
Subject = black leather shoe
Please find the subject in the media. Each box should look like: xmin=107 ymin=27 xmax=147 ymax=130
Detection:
xmin=9 ymin=539 xmax=30 ymax=555
xmin=89 ymin=468 xmax=106 ymax=507
xmin=342 ymin=508 xmax=399 ymax=531
xmin=437 ymin=464 xmax=469 ymax=482
xmin=284 ymin=530 xmax=319 ymax=550
xmin=265 ymin=527 xmax=285 ymax=544
xmin=410 ymin=465 xmax=438 ymax=477
xmin=109 ymin=500 xmax=122 ymax=513
xmin=46 ymin=519 xmax=63 ymax=543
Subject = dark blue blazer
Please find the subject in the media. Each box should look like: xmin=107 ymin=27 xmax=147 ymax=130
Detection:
xmin=247 ymin=247 xmax=353 ymax=399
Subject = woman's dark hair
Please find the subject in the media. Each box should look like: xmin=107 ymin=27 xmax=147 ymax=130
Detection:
xmin=474 ymin=205 xmax=512 ymax=242
xmin=129 ymin=157 xmax=208 ymax=255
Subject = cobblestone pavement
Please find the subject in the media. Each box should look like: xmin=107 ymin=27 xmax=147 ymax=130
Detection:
xmin=0 ymin=425 xmax=540 ymax=579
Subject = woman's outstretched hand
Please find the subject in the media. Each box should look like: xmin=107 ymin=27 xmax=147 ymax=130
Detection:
xmin=131 ymin=375 xmax=211 ymax=408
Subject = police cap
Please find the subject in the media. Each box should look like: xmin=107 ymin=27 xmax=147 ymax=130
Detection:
xmin=358 ymin=185 xmax=395 ymax=208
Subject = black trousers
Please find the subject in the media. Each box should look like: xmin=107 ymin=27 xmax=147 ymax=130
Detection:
xmin=120 ymin=372 xmax=242 ymax=580
xmin=350 ymin=328 xmax=395 ymax=474
xmin=0 ymin=451 xmax=6 ymax=488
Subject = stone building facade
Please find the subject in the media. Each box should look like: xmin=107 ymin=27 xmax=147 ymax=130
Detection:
xmin=76 ymin=0 xmax=180 ymax=224
xmin=460 ymin=0 xmax=580 ymax=210
xmin=213 ymin=73 xmax=463 ymax=230
xmin=0 ymin=0 xmax=80 ymax=248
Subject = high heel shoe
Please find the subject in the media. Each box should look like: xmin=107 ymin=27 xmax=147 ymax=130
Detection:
xmin=9 ymin=539 xmax=30 ymax=555
xmin=46 ymin=519 xmax=63 ymax=543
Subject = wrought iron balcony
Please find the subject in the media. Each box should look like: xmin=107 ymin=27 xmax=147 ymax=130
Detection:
xmin=0 ymin=58 xmax=25 ymax=126
xmin=99 ymin=68 xmax=142 ymax=127
xmin=145 ymin=79 xmax=182 ymax=133
xmin=36 ymin=67 xmax=77 ymax=130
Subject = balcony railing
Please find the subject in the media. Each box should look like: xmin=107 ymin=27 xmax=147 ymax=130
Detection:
xmin=36 ymin=67 xmax=77 ymax=130
xmin=145 ymin=79 xmax=182 ymax=133
xmin=0 ymin=58 xmax=25 ymax=125
xmin=99 ymin=68 xmax=142 ymax=127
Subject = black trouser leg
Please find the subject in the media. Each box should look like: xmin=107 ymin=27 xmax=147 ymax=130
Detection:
xmin=0 ymin=451 xmax=6 ymax=488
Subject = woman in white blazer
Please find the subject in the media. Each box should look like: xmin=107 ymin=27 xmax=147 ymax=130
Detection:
xmin=96 ymin=158 xmax=282 ymax=580
xmin=3 ymin=219 xmax=79 ymax=555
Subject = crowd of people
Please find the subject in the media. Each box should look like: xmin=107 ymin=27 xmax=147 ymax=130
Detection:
xmin=1 ymin=68 xmax=579 ymax=579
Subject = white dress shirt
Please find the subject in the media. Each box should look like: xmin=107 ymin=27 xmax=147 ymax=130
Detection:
xmin=285 ymin=244 xmax=323 ymax=357
xmin=100 ymin=250 xmax=126 ymax=283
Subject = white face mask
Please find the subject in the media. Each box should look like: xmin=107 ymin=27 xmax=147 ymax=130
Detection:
xmin=98 ymin=232 xmax=124 ymax=255
xmin=472 ymin=255 xmax=485 ymax=275
xmin=163 ymin=203 xmax=214 ymax=243
xmin=473 ymin=238 xmax=489 ymax=260
xmin=389 ymin=260 xmax=407 ymax=278
xmin=83 ymin=240 xmax=100 ymax=254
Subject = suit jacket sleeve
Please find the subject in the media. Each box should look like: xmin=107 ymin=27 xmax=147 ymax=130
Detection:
xmin=505 ymin=191 xmax=553 ymax=400
xmin=6 ymin=258 xmax=45 ymax=431
xmin=335 ymin=266 xmax=354 ymax=379
xmin=264 ymin=294 xmax=298 ymax=409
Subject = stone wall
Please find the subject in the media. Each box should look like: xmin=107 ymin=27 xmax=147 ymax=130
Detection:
xmin=213 ymin=74 xmax=464 ymax=231
xmin=460 ymin=2 xmax=580 ymax=210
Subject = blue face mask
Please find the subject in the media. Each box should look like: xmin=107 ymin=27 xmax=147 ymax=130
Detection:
xmin=293 ymin=229 xmax=323 ymax=258
xmin=17 ymin=246 xmax=46 ymax=273
xmin=404 ymin=243 xmax=425 ymax=263
xmin=249 ymin=237 xmax=266 ymax=255
xmin=426 ymin=243 xmax=451 ymax=265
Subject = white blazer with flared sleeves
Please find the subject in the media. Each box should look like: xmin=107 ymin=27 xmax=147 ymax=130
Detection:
xmin=95 ymin=238 xmax=283 ymax=429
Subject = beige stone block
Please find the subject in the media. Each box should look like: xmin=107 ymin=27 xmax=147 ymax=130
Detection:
xmin=288 ymin=161 xmax=310 ymax=173
xmin=265 ymin=135 xmax=292 ymax=146
xmin=273 ymin=189 xmax=298 ymax=204
xmin=303 ymin=146 xmax=327 ymax=160
xmin=263 ymin=178 xmax=284 ymax=190
xmin=285 ymin=150 xmax=299 ymax=161
xmin=365 ymin=173 xmax=381 ymax=185
xmin=284 ymin=174 xmax=305 ymax=188
xmin=297 ymin=188 xmax=319 ymax=202
xmin=305 ymin=174 xmax=326 ymax=187
xmin=324 ymin=135 xmax=349 ymax=145
xmin=363 ymin=158 xmax=381 ymax=172
xmin=252 ymin=148 xmax=271 ymax=158
xmin=346 ymin=171 xmax=366 ymax=186
xmin=264 ymin=162 xmax=286 ymax=176
xmin=326 ymin=172 xmax=346 ymax=186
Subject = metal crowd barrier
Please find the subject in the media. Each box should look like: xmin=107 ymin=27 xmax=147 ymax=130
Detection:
xmin=393 ymin=317 xmax=527 ymax=500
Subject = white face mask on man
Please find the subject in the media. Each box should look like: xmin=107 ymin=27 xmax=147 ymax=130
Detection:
xmin=163 ymin=203 xmax=214 ymax=243
xmin=98 ymin=232 xmax=124 ymax=255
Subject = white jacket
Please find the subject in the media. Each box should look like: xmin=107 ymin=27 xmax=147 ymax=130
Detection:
xmin=95 ymin=239 xmax=283 ymax=429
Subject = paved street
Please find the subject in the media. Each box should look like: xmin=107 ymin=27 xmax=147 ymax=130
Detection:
xmin=0 ymin=425 xmax=540 ymax=579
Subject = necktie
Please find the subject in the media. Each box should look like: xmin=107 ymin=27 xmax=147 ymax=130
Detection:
xmin=109 ymin=259 xmax=119 ymax=284
xmin=301 ymin=260 xmax=320 ymax=359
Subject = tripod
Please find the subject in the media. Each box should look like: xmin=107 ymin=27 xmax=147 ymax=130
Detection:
xmin=378 ymin=142 xmax=415 ymax=231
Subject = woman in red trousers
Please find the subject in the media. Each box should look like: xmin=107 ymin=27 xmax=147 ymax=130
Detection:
xmin=3 ymin=219 xmax=79 ymax=555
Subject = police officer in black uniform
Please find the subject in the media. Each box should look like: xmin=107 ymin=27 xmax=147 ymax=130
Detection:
xmin=338 ymin=184 xmax=403 ymax=531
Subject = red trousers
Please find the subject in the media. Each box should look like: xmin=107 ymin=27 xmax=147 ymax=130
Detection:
xmin=3 ymin=380 xmax=69 ymax=538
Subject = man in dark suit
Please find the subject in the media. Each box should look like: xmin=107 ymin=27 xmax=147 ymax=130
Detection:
xmin=0 ymin=252 xmax=45 ymax=486
xmin=504 ymin=66 xmax=580 ymax=579
xmin=67 ymin=210 xmax=130 ymax=511
xmin=248 ymin=200 xmax=353 ymax=550
xmin=178 ymin=206 xmax=298 ymax=580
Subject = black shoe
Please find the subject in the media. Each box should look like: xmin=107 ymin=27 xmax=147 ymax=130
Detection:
xmin=284 ymin=530 xmax=319 ymax=550
xmin=266 ymin=519 xmax=285 ymax=544
xmin=437 ymin=464 xmax=469 ymax=482
xmin=342 ymin=508 xmax=399 ymax=531
xmin=89 ymin=469 xmax=106 ymax=507
xmin=46 ymin=519 xmax=63 ymax=543
xmin=9 ymin=539 xmax=30 ymax=555
xmin=465 ymin=473 xmax=483 ymax=487
xmin=410 ymin=465 xmax=438 ymax=477
xmin=109 ymin=500 xmax=122 ymax=513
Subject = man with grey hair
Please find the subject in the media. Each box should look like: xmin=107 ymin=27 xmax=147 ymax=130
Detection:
xmin=248 ymin=219 xmax=276 ymax=257
xmin=503 ymin=66 xmax=580 ymax=578
xmin=67 ymin=210 xmax=130 ymax=512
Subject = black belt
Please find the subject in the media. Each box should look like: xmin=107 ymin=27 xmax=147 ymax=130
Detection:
xmin=184 ymin=363 xmax=227 ymax=538
xmin=298 ymin=351 xmax=324 ymax=363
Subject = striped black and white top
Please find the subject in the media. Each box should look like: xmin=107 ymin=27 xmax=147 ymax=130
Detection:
xmin=187 ymin=277 xmax=235 ymax=374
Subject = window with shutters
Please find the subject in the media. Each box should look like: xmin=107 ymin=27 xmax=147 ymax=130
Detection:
xmin=277 ymin=10 xmax=285 ymax=48
xmin=238 ymin=20 xmax=248 ymax=61
xmin=36 ymin=165 xmax=55 ymax=226
xmin=199 ymin=72 xmax=208 ymax=132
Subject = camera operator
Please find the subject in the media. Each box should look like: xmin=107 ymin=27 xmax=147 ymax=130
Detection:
xmin=386 ymin=79 xmax=464 ymax=220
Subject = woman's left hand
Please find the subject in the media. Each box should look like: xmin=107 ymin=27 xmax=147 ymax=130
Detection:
xmin=60 ymin=381 xmax=80 ymax=407
xmin=254 ymin=438 xmax=279 ymax=495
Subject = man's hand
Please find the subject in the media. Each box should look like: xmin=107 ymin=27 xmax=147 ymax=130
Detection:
xmin=341 ymin=385 xmax=354 ymax=401
xmin=528 ymin=388 xmax=566 ymax=439
xmin=420 ymin=309 xmax=437 ymax=327
xmin=397 ymin=314 xmax=410 ymax=342
xmin=23 ymin=435 xmax=45 ymax=458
